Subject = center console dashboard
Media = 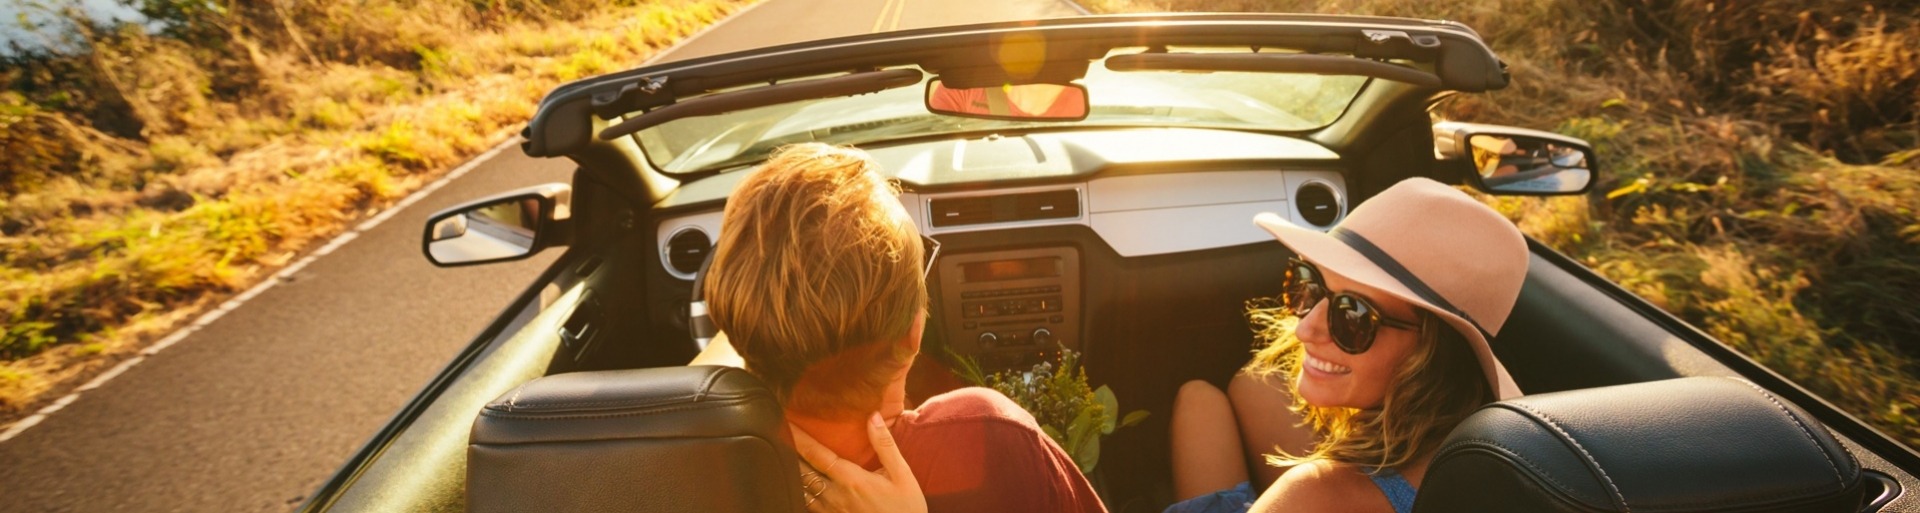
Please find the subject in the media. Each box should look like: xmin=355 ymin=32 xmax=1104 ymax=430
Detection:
xmin=937 ymin=247 xmax=1082 ymax=368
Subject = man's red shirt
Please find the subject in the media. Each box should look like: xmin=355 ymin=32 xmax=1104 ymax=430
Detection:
xmin=886 ymin=387 xmax=1109 ymax=513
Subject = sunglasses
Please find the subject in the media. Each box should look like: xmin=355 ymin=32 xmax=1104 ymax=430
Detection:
xmin=921 ymin=235 xmax=941 ymax=279
xmin=1283 ymin=258 xmax=1421 ymax=354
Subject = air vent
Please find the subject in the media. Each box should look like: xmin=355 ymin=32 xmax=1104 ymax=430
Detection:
xmin=1296 ymin=182 xmax=1341 ymax=227
xmin=665 ymin=228 xmax=711 ymax=276
xmin=930 ymin=189 xmax=1079 ymax=228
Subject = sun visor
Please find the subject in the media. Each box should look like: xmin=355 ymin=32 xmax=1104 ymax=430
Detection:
xmin=925 ymin=31 xmax=1100 ymax=88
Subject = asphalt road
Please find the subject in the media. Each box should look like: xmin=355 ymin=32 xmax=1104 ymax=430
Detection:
xmin=0 ymin=0 xmax=1085 ymax=511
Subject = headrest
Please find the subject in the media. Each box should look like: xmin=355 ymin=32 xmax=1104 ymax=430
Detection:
xmin=1414 ymin=377 xmax=1863 ymax=513
xmin=468 ymin=366 xmax=803 ymax=513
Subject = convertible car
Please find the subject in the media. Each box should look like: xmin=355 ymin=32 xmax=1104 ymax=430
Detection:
xmin=301 ymin=14 xmax=1914 ymax=513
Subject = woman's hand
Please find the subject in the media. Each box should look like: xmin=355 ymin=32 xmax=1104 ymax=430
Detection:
xmin=790 ymin=413 xmax=928 ymax=513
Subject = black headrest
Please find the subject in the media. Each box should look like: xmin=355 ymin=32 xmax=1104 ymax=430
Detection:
xmin=1415 ymin=377 xmax=1863 ymax=513
xmin=468 ymin=366 xmax=803 ymax=513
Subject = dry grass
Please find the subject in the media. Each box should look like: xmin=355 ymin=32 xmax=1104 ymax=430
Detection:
xmin=1085 ymin=0 xmax=1920 ymax=446
xmin=0 ymin=0 xmax=753 ymax=415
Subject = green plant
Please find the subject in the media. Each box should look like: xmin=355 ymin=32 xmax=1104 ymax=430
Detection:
xmin=950 ymin=349 xmax=1149 ymax=476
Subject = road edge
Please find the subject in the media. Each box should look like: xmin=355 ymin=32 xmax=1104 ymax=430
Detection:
xmin=0 ymin=135 xmax=522 ymax=444
xmin=0 ymin=0 xmax=775 ymax=444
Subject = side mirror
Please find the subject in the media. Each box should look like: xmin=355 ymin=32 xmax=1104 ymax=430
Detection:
xmin=925 ymin=80 xmax=1089 ymax=121
xmin=1433 ymin=122 xmax=1597 ymax=196
xmin=422 ymin=183 xmax=572 ymax=267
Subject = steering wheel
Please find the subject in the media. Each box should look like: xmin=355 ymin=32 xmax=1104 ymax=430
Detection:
xmin=688 ymin=248 xmax=717 ymax=350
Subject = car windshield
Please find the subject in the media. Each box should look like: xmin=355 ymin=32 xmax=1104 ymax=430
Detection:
xmin=633 ymin=48 xmax=1370 ymax=174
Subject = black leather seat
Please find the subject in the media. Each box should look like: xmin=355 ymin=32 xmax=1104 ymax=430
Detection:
xmin=467 ymin=366 xmax=804 ymax=513
xmin=1414 ymin=377 xmax=1864 ymax=512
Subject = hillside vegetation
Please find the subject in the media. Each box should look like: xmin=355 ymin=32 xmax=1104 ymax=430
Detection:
xmin=1086 ymin=0 xmax=1920 ymax=446
xmin=0 ymin=0 xmax=752 ymax=414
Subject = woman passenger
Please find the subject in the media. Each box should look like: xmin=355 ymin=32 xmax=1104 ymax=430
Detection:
xmin=1166 ymin=177 xmax=1530 ymax=513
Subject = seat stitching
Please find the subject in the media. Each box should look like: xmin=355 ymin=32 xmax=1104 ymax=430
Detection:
xmin=1815 ymin=422 xmax=1862 ymax=477
xmin=1437 ymin=435 xmax=1851 ymax=511
xmin=477 ymin=398 xmax=753 ymax=421
xmin=506 ymin=386 xmax=526 ymax=412
xmin=1629 ymin=485 xmax=1858 ymax=510
xmin=1434 ymin=438 xmax=1602 ymax=506
xmin=492 ymin=394 xmax=706 ymax=410
xmin=1733 ymin=379 xmax=1847 ymax=487
xmin=696 ymin=368 xmax=726 ymax=402
xmin=1503 ymin=403 xmax=1632 ymax=513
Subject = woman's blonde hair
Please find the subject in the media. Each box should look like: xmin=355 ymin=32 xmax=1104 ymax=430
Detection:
xmin=704 ymin=143 xmax=926 ymax=421
xmin=1243 ymin=297 xmax=1494 ymax=471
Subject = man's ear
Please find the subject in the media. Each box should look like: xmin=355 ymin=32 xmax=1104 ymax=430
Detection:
xmin=896 ymin=310 xmax=926 ymax=358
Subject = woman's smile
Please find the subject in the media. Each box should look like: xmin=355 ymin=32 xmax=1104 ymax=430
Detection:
xmin=1302 ymin=351 xmax=1352 ymax=377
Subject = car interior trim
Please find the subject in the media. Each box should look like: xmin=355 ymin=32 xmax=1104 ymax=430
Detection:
xmin=301 ymin=249 xmax=590 ymax=512
xmin=597 ymin=69 xmax=926 ymax=140
xmin=919 ymin=184 xmax=1087 ymax=235
xmin=1086 ymin=170 xmax=1289 ymax=213
xmin=657 ymin=212 xmax=723 ymax=281
xmin=1104 ymin=52 xmax=1443 ymax=88
xmin=1522 ymin=239 xmax=1920 ymax=472
xmin=654 ymin=169 xmax=1351 ymax=269
xmin=529 ymin=17 xmax=1507 ymax=157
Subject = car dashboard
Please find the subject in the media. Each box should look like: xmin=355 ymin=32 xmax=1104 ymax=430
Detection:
xmin=649 ymin=127 xmax=1348 ymax=371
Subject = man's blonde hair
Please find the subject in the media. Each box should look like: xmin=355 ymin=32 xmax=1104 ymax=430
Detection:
xmin=704 ymin=143 xmax=926 ymax=421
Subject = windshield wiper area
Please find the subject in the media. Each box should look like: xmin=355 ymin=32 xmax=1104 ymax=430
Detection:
xmin=818 ymin=115 xmax=960 ymax=139
xmin=1106 ymin=53 xmax=1440 ymax=88
xmin=681 ymin=115 xmax=968 ymax=174
xmin=598 ymin=69 xmax=924 ymax=141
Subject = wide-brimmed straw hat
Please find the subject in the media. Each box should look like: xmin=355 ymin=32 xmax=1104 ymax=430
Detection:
xmin=1254 ymin=177 xmax=1527 ymax=400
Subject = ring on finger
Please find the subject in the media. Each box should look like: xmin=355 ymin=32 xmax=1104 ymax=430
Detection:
xmin=803 ymin=481 xmax=832 ymax=507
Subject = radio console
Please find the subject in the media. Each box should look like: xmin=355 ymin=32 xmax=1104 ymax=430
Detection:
xmin=936 ymin=247 xmax=1080 ymax=368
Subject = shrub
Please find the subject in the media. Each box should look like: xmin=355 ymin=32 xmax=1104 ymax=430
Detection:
xmin=0 ymin=0 xmax=751 ymax=412
xmin=1086 ymin=0 xmax=1920 ymax=448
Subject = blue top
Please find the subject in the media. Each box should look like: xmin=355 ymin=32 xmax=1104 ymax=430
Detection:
xmin=1367 ymin=468 xmax=1418 ymax=513
xmin=1162 ymin=468 xmax=1417 ymax=513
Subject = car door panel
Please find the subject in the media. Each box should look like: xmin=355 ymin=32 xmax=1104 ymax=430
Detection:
xmin=301 ymin=167 xmax=651 ymax=512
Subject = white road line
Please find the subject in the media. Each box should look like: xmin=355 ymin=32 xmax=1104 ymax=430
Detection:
xmin=650 ymin=0 xmax=774 ymax=63
xmin=0 ymin=0 xmax=922 ymax=444
xmin=0 ymin=0 xmax=771 ymax=442
xmin=76 ymin=357 xmax=145 ymax=392
xmin=1060 ymin=0 xmax=1091 ymax=15
xmin=0 ymin=138 xmax=522 ymax=444
xmin=0 ymin=415 xmax=45 ymax=441
xmin=872 ymin=0 xmax=901 ymax=33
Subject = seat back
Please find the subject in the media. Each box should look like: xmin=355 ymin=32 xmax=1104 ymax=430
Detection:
xmin=1415 ymin=377 xmax=1863 ymax=513
xmin=468 ymin=366 xmax=803 ymax=513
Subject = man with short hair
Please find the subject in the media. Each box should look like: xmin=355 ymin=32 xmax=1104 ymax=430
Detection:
xmin=692 ymin=143 xmax=1106 ymax=513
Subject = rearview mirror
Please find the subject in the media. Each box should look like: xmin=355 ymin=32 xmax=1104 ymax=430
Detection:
xmin=925 ymin=80 xmax=1089 ymax=121
xmin=422 ymin=183 xmax=571 ymax=267
xmin=1433 ymin=122 xmax=1597 ymax=196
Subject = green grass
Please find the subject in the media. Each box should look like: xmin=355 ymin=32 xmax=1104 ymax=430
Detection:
xmin=1087 ymin=0 xmax=1920 ymax=447
xmin=0 ymin=0 xmax=756 ymax=412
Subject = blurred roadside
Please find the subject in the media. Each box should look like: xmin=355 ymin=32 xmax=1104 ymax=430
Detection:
xmin=1 ymin=0 xmax=755 ymax=426
xmin=1086 ymin=0 xmax=1920 ymax=447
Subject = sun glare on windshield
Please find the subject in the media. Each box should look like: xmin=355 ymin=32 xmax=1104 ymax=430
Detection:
xmin=633 ymin=49 xmax=1369 ymax=174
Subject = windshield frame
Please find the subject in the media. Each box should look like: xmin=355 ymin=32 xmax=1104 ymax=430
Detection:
xmin=633 ymin=69 xmax=1374 ymax=176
